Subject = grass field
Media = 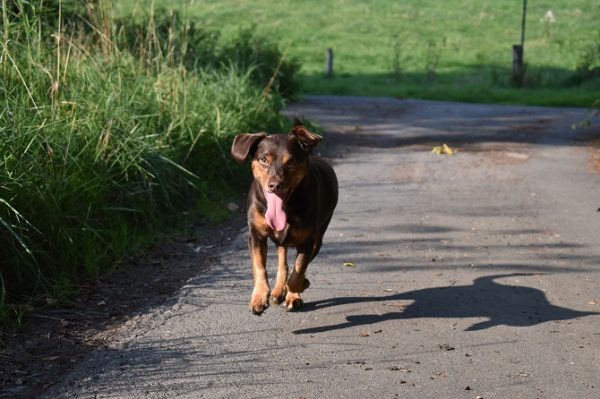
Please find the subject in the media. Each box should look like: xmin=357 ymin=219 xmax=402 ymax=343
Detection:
xmin=120 ymin=0 xmax=600 ymax=107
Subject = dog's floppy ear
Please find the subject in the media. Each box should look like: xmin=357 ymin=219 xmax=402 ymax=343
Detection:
xmin=291 ymin=124 xmax=322 ymax=152
xmin=231 ymin=133 xmax=267 ymax=163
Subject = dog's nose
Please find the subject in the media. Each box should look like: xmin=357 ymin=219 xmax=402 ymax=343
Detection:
xmin=268 ymin=181 xmax=282 ymax=191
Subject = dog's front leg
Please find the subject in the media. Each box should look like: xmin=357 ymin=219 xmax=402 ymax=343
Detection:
xmin=248 ymin=233 xmax=269 ymax=315
xmin=270 ymin=245 xmax=288 ymax=305
xmin=285 ymin=244 xmax=313 ymax=310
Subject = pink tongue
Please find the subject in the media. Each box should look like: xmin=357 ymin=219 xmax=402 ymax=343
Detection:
xmin=264 ymin=191 xmax=287 ymax=231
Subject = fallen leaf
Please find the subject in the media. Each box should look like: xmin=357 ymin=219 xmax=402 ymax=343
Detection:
xmin=343 ymin=262 xmax=356 ymax=268
xmin=431 ymin=143 xmax=455 ymax=155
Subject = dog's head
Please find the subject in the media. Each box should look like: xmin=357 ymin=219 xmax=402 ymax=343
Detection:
xmin=231 ymin=121 xmax=322 ymax=230
xmin=231 ymin=121 xmax=322 ymax=196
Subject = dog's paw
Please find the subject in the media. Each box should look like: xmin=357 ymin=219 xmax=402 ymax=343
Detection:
xmin=250 ymin=291 xmax=270 ymax=315
xmin=284 ymin=292 xmax=304 ymax=311
xmin=270 ymin=286 xmax=287 ymax=305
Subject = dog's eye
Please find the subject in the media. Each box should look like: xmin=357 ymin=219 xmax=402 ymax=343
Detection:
xmin=285 ymin=159 xmax=295 ymax=168
xmin=259 ymin=156 xmax=269 ymax=165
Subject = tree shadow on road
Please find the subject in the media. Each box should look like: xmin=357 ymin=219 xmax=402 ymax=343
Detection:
xmin=293 ymin=273 xmax=599 ymax=334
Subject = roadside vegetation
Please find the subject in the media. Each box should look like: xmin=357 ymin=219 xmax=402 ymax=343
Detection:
xmin=3 ymin=0 xmax=598 ymax=327
xmin=0 ymin=1 xmax=300 ymax=325
xmin=129 ymin=0 xmax=600 ymax=107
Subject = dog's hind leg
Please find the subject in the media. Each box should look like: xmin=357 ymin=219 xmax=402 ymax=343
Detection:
xmin=285 ymin=244 xmax=313 ymax=310
xmin=271 ymin=245 xmax=288 ymax=305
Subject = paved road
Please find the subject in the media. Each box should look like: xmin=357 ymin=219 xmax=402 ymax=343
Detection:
xmin=48 ymin=97 xmax=600 ymax=398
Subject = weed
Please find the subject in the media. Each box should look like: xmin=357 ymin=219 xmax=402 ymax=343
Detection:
xmin=390 ymin=33 xmax=403 ymax=82
xmin=540 ymin=10 xmax=556 ymax=43
xmin=573 ymin=29 xmax=600 ymax=83
xmin=425 ymin=37 xmax=446 ymax=83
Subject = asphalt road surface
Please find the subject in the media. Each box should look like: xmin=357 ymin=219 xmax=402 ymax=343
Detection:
xmin=47 ymin=96 xmax=600 ymax=398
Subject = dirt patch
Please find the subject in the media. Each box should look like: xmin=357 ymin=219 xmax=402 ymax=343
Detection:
xmin=390 ymin=164 xmax=426 ymax=184
xmin=585 ymin=135 xmax=600 ymax=175
xmin=0 ymin=209 xmax=247 ymax=399
xmin=573 ymin=124 xmax=600 ymax=175
xmin=589 ymin=149 xmax=600 ymax=174
xmin=461 ymin=142 xmax=532 ymax=165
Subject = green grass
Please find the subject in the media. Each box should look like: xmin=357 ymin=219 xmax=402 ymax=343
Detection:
xmin=118 ymin=0 xmax=600 ymax=107
xmin=0 ymin=1 xmax=295 ymax=325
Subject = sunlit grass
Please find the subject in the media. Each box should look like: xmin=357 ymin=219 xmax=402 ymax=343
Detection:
xmin=123 ymin=0 xmax=600 ymax=106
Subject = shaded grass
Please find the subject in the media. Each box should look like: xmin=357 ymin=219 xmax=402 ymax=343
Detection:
xmin=303 ymin=68 xmax=600 ymax=107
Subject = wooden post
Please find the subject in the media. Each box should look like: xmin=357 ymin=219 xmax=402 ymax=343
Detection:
xmin=512 ymin=44 xmax=524 ymax=86
xmin=520 ymin=0 xmax=527 ymax=48
xmin=325 ymin=48 xmax=333 ymax=78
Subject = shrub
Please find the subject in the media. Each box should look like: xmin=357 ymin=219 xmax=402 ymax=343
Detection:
xmin=569 ymin=29 xmax=600 ymax=85
xmin=113 ymin=11 xmax=301 ymax=100
xmin=0 ymin=1 xmax=294 ymax=323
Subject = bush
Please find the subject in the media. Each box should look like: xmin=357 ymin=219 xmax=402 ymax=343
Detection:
xmin=0 ymin=2 xmax=295 ymax=323
xmin=219 ymin=27 xmax=302 ymax=100
xmin=569 ymin=29 xmax=600 ymax=85
xmin=114 ymin=11 xmax=301 ymax=100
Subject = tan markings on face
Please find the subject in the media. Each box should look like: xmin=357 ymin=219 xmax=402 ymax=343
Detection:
xmin=252 ymin=154 xmax=273 ymax=188
xmin=281 ymin=152 xmax=292 ymax=165
xmin=253 ymin=148 xmax=309 ymax=192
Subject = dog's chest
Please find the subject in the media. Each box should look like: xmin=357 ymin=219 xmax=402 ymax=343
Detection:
xmin=270 ymin=215 xmax=313 ymax=246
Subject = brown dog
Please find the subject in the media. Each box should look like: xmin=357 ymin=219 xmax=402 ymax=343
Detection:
xmin=231 ymin=121 xmax=338 ymax=315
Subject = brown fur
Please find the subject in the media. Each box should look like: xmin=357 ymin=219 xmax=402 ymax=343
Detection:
xmin=231 ymin=122 xmax=338 ymax=314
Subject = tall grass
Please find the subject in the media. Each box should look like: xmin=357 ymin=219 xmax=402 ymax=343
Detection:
xmin=0 ymin=1 xmax=295 ymax=324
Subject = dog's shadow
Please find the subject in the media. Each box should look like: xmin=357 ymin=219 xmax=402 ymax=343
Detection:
xmin=293 ymin=273 xmax=599 ymax=334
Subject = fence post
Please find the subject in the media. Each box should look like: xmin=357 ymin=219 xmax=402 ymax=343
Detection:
xmin=325 ymin=48 xmax=334 ymax=77
xmin=512 ymin=44 xmax=524 ymax=86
